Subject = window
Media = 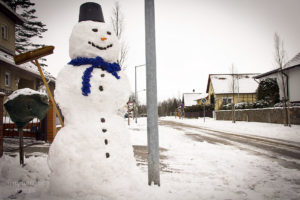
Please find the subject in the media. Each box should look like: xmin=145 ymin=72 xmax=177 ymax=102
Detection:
xmin=222 ymin=98 xmax=227 ymax=105
xmin=1 ymin=25 xmax=8 ymax=40
xmin=5 ymin=72 xmax=11 ymax=87
xmin=222 ymin=97 xmax=233 ymax=105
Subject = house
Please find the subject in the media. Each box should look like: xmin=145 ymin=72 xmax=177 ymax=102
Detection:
xmin=0 ymin=1 xmax=57 ymax=144
xmin=206 ymin=74 xmax=259 ymax=110
xmin=254 ymin=52 xmax=300 ymax=103
xmin=182 ymin=92 xmax=203 ymax=107
xmin=0 ymin=1 xmax=55 ymax=95
xmin=195 ymin=93 xmax=209 ymax=105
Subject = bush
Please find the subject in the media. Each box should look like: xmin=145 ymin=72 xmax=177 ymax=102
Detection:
xmin=252 ymin=100 xmax=269 ymax=108
xmin=221 ymin=103 xmax=233 ymax=110
xmin=220 ymin=101 xmax=271 ymax=110
xmin=235 ymin=102 xmax=247 ymax=109
xmin=184 ymin=104 xmax=214 ymax=112
xmin=274 ymin=102 xmax=300 ymax=107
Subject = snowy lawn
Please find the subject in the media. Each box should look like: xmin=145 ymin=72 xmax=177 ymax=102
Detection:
xmin=0 ymin=117 xmax=300 ymax=200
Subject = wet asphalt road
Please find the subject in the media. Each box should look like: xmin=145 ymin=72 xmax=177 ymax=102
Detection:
xmin=159 ymin=120 xmax=300 ymax=170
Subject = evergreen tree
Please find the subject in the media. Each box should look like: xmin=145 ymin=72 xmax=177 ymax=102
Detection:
xmin=256 ymin=78 xmax=280 ymax=105
xmin=1 ymin=0 xmax=47 ymax=53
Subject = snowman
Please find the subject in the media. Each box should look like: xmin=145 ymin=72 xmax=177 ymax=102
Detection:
xmin=48 ymin=2 xmax=144 ymax=198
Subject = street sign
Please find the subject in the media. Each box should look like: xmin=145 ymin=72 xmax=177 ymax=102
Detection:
xmin=202 ymin=99 xmax=206 ymax=103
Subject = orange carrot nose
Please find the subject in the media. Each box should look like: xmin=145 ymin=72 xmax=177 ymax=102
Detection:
xmin=101 ymin=37 xmax=107 ymax=41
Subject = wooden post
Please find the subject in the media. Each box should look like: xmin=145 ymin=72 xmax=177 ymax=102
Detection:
xmin=34 ymin=60 xmax=64 ymax=127
xmin=46 ymin=100 xmax=57 ymax=142
xmin=0 ymin=93 xmax=4 ymax=158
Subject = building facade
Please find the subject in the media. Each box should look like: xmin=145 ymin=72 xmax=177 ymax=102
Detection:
xmin=254 ymin=52 xmax=300 ymax=103
xmin=206 ymin=74 xmax=259 ymax=110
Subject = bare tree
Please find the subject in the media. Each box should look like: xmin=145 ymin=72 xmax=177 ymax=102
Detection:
xmin=274 ymin=33 xmax=290 ymax=126
xmin=231 ymin=64 xmax=236 ymax=123
xmin=111 ymin=2 xmax=128 ymax=70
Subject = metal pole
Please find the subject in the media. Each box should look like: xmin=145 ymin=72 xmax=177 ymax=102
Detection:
xmin=145 ymin=0 xmax=160 ymax=186
xmin=204 ymin=104 xmax=206 ymax=123
xmin=135 ymin=64 xmax=146 ymax=124
xmin=135 ymin=66 xmax=137 ymax=123
xmin=18 ymin=128 xmax=24 ymax=166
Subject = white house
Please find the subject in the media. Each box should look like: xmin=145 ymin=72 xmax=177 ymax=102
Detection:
xmin=254 ymin=52 xmax=300 ymax=103
xmin=182 ymin=93 xmax=203 ymax=107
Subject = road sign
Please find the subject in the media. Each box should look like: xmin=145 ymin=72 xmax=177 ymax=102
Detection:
xmin=202 ymin=99 xmax=206 ymax=103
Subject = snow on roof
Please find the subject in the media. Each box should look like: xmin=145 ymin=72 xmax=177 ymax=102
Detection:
xmin=195 ymin=93 xmax=208 ymax=101
xmin=4 ymin=88 xmax=47 ymax=104
xmin=284 ymin=52 xmax=300 ymax=69
xmin=210 ymin=74 xmax=259 ymax=94
xmin=183 ymin=93 xmax=203 ymax=107
xmin=0 ymin=50 xmax=55 ymax=82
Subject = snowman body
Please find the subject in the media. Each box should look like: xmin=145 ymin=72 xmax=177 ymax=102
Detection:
xmin=48 ymin=21 xmax=142 ymax=196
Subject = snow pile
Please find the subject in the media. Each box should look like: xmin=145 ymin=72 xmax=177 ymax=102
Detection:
xmin=0 ymin=155 xmax=49 ymax=200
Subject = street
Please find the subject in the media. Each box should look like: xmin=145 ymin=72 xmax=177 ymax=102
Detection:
xmin=159 ymin=120 xmax=300 ymax=170
xmin=129 ymin=117 xmax=300 ymax=199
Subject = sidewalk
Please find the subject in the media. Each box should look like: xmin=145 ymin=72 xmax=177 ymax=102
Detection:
xmin=160 ymin=116 xmax=300 ymax=143
xmin=3 ymin=137 xmax=50 ymax=156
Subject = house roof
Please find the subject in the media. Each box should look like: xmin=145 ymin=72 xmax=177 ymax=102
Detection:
xmin=206 ymin=74 xmax=259 ymax=94
xmin=195 ymin=93 xmax=208 ymax=101
xmin=0 ymin=1 xmax=24 ymax=25
xmin=183 ymin=93 xmax=202 ymax=107
xmin=284 ymin=52 xmax=300 ymax=69
xmin=254 ymin=52 xmax=300 ymax=79
xmin=0 ymin=50 xmax=55 ymax=83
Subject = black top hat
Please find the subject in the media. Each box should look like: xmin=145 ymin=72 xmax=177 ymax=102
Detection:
xmin=79 ymin=2 xmax=105 ymax=22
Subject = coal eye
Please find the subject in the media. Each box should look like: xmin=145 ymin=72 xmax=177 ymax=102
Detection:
xmin=107 ymin=31 xmax=111 ymax=35
xmin=92 ymin=28 xmax=98 ymax=32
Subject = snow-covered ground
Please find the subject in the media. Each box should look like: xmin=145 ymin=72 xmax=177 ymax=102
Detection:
xmin=1 ymin=117 xmax=300 ymax=200
xmin=160 ymin=116 xmax=300 ymax=143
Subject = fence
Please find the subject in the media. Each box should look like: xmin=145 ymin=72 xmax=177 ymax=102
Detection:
xmin=215 ymin=107 xmax=300 ymax=125
xmin=3 ymin=112 xmax=43 ymax=138
xmin=184 ymin=110 xmax=213 ymax=118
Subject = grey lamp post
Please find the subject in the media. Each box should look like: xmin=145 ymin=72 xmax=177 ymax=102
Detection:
xmin=145 ymin=0 xmax=160 ymax=186
xmin=135 ymin=64 xmax=145 ymax=123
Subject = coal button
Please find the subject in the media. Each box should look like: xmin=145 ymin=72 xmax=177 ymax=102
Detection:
xmin=106 ymin=153 xmax=110 ymax=158
xmin=99 ymin=86 xmax=104 ymax=91
xmin=101 ymin=118 xmax=105 ymax=123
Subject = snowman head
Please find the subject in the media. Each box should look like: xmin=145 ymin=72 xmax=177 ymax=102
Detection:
xmin=69 ymin=21 xmax=119 ymax=63
xmin=69 ymin=2 xmax=119 ymax=63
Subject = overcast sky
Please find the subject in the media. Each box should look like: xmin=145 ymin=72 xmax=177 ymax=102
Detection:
xmin=31 ymin=0 xmax=300 ymax=104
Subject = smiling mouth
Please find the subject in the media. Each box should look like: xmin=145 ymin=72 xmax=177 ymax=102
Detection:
xmin=88 ymin=41 xmax=113 ymax=50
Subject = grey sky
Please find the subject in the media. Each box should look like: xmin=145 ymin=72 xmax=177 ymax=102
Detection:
xmin=32 ymin=0 xmax=300 ymax=104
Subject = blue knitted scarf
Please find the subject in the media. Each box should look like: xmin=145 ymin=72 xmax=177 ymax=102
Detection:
xmin=68 ymin=56 xmax=121 ymax=96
